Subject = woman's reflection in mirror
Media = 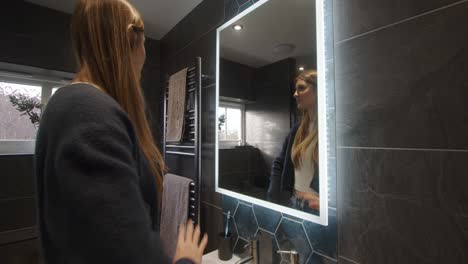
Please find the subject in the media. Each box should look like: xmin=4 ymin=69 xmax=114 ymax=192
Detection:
xmin=267 ymin=70 xmax=319 ymax=215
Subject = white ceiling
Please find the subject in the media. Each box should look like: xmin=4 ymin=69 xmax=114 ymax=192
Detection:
xmin=26 ymin=0 xmax=203 ymax=39
xmin=220 ymin=0 xmax=316 ymax=69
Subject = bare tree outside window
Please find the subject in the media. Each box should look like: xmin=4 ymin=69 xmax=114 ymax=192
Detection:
xmin=0 ymin=82 xmax=42 ymax=140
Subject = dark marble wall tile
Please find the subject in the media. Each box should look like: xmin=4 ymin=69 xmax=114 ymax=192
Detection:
xmin=233 ymin=237 xmax=250 ymax=258
xmin=307 ymin=253 xmax=337 ymax=264
xmin=200 ymin=79 xmax=220 ymax=207
xmin=0 ymin=198 xmax=36 ymax=233
xmin=276 ymin=218 xmax=312 ymax=264
xmin=237 ymin=0 xmax=251 ymax=7
xmin=439 ymin=152 xmax=468 ymax=248
xmin=0 ymin=2 xmax=76 ymax=73
xmin=238 ymin=1 xmax=254 ymax=13
xmin=337 ymin=256 xmax=359 ymax=264
xmin=304 ymin=209 xmax=337 ymax=260
xmin=161 ymin=0 xmax=224 ymax=60
xmin=0 ymin=239 xmax=40 ymax=264
xmin=337 ymin=148 xmax=468 ymax=263
xmin=224 ymin=0 xmax=239 ymax=23
xmin=200 ymin=203 xmax=224 ymax=253
xmin=281 ymin=213 xmax=304 ymax=224
xmin=336 ymin=2 xmax=468 ymax=149
xmin=164 ymin=154 xmax=196 ymax=180
xmin=161 ymin=29 xmax=218 ymax=83
xmin=234 ymin=203 xmax=258 ymax=240
xmin=219 ymin=58 xmax=255 ymax=101
xmin=333 ymin=0 xmax=461 ymax=42
xmin=201 ymin=153 xmax=222 ymax=207
xmin=253 ymin=204 xmax=282 ymax=233
xmin=0 ymin=155 xmax=34 ymax=200
xmin=223 ymin=195 xmax=240 ymax=215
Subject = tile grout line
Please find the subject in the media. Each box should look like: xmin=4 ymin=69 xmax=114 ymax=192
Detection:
xmin=164 ymin=18 xmax=222 ymax=60
xmin=336 ymin=0 xmax=468 ymax=45
xmin=257 ymin=226 xmax=275 ymax=236
xmin=301 ymin=221 xmax=314 ymax=262
xmin=201 ymin=201 xmax=222 ymax=210
xmin=314 ymin=251 xmax=338 ymax=262
xmin=251 ymin=205 xmax=260 ymax=230
xmin=281 ymin=214 xmax=304 ymax=224
xmin=338 ymin=146 xmax=468 ymax=152
xmin=0 ymin=196 xmax=35 ymax=202
xmin=274 ymin=217 xmax=283 ymax=235
xmin=339 ymin=255 xmax=361 ymax=264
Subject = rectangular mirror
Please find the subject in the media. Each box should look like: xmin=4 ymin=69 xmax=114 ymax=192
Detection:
xmin=216 ymin=0 xmax=333 ymax=225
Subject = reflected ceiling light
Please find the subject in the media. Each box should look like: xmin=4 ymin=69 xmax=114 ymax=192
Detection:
xmin=299 ymin=66 xmax=305 ymax=71
xmin=233 ymin=24 xmax=243 ymax=31
xmin=272 ymin=43 xmax=296 ymax=55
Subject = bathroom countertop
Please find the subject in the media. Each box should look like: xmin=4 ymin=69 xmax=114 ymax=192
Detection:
xmin=203 ymin=250 xmax=241 ymax=264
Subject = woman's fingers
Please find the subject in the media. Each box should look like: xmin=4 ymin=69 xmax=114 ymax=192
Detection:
xmin=193 ymin=224 xmax=201 ymax=244
xmin=308 ymin=199 xmax=319 ymax=210
xmin=185 ymin=220 xmax=194 ymax=242
xmin=178 ymin=223 xmax=186 ymax=243
xmin=198 ymin=233 xmax=209 ymax=255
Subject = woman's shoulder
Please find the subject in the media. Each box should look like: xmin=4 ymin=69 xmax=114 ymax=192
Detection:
xmin=44 ymin=83 xmax=129 ymax=125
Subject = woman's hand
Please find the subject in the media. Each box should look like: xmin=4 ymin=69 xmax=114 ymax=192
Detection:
xmin=306 ymin=194 xmax=320 ymax=210
xmin=173 ymin=221 xmax=208 ymax=264
xmin=296 ymin=191 xmax=320 ymax=210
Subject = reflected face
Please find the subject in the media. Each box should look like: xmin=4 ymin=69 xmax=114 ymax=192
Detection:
xmin=131 ymin=32 xmax=146 ymax=79
xmin=294 ymin=79 xmax=316 ymax=110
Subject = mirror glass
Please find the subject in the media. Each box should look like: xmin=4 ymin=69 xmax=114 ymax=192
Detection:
xmin=216 ymin=0 xmax=330 ymax=224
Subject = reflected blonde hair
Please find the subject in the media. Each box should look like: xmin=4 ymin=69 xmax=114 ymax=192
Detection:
xmin=291 ymin=70 xmax=318 ymax=169
xmin=71 ymin=0 xmax=166 ymax=192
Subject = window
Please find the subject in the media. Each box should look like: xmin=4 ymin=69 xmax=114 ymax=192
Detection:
xmin=0 ymin=66 xmax=71 ymax=154
xmin=218 ymin=102 xmax=245 ymax=148
xmin=0 ymin=81 xmax=42 ymax=140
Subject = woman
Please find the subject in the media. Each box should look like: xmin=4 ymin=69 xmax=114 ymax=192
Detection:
xmin=267 ymin=70 xmax=319 ymax=214
xmin=34 ymin=1 xmax=207 ymax=263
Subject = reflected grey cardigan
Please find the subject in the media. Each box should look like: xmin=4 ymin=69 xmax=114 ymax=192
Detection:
xmin=267 ymin=123 xmax=319 ymax=204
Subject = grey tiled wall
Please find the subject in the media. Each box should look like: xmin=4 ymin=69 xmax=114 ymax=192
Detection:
xmin=335 ymin=0 xmax=468 ymax=263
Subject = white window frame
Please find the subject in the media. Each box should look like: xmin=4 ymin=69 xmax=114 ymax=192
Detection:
xmin=0 ymin=64 xmax=72 ymax=155
xmin=218 ymin=101 xmax=245 ymax=149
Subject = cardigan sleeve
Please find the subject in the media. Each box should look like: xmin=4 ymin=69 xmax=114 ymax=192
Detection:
xmin=267 ymin=133 xmax=290 ymax=203
xmin=52 ymin=110 xmax=173 ymax=264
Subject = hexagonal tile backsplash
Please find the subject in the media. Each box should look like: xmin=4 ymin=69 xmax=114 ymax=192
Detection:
xmin=222 ymin=196 xmax=337 ymax=264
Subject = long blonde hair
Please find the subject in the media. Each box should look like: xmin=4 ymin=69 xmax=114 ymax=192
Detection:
xmin=291 ymin=70 xmax=318 ymax=169
xmin=71 ymin=0 xmax=166 ymax=192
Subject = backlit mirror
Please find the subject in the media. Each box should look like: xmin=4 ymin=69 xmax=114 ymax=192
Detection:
xmin=215 ymin=0 xmax=333 ymax=225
